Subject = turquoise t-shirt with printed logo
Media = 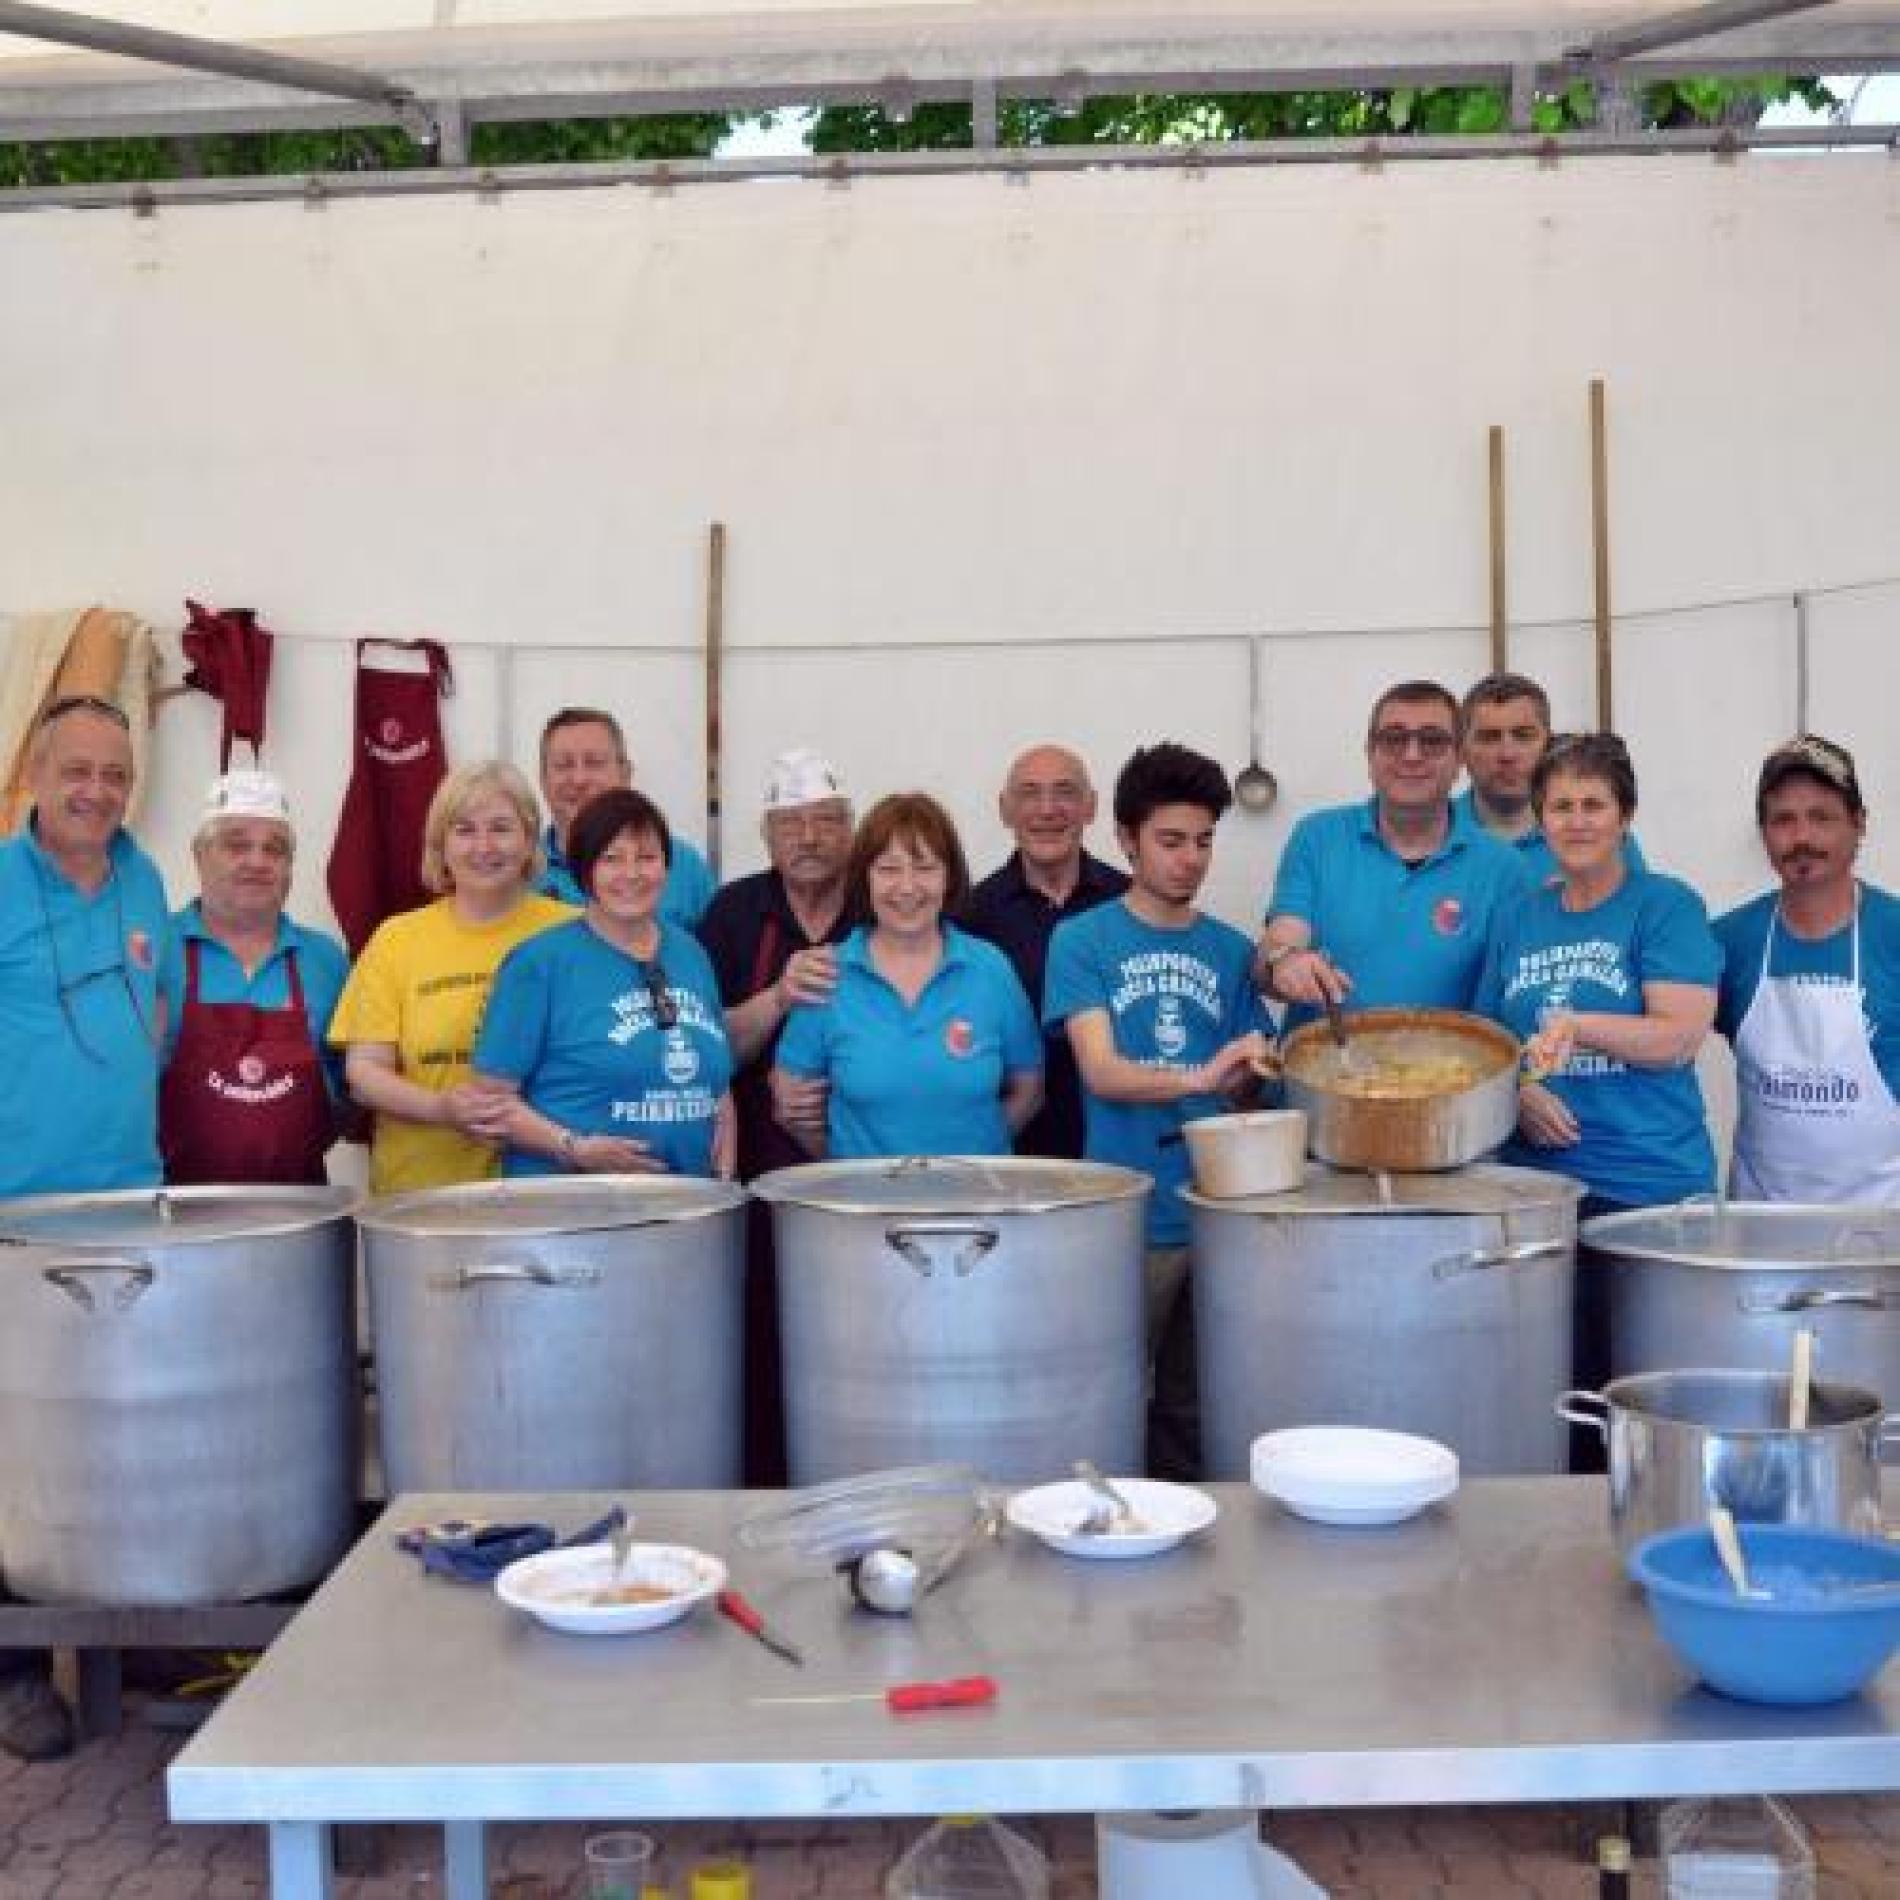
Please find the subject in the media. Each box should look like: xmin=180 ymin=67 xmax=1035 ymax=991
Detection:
xmin=475 ymin=917 xmax=732 ymax=1177
xmin=1043 ymin=899 xmax=1266 ymax=1246
xmin=1475 ymin=872 xmax=1721 ymax=1207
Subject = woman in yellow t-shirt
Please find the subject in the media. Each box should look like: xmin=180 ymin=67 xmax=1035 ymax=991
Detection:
xmin=329 ymin=762 xmax=573 ymax=1194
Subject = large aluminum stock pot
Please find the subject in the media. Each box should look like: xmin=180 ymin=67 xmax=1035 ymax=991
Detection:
xmin=752 ymin=1157 xmax=1150 ymax=1486
xmin=1281 ymin=1008 xmax=1519 ymax=1173
xmin=1557 ymin=1369 xmax=1891 ymax=1555
xmin=0 ymin=1185 xmax=359 ymax=1606
xmin=1581 ymin=1201 xmax=1900 ymax=1399
xmin=1189 ymin=1163 xmax=1581 ymax=1477
xmin=359 ymin=1176 xmax=745 ymax=1493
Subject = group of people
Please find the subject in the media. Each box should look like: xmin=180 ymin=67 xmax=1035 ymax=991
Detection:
xmin=0 ymin=677 xmax=1892 ymax=1760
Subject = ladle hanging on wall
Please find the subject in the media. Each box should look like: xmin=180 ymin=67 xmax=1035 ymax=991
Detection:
xmin=1233 ymin=636 xmax=1278 ymax=813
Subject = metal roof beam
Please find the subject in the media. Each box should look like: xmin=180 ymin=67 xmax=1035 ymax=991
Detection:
xmin=8 ymin=119 xmax=1900 ymax=218
xmin=0 ymin=1 xmax=435 ymax=143
xmin=1569 ymin=0 xmax=1845 ymax=64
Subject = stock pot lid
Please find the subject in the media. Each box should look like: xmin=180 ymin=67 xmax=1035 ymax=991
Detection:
xmin=1184 ymin=1161 xmax=1583 ymax=1218
xmin=358 ymin=1175 xmax=745 ymax=1236
xmin=1581 ymin=1203 xmax=1900 ymax=1271
xmin=750 ymin=1156 xmax=1150 ymax=1214
xmin=0 ymin=1184 xmax=357 ymax=1246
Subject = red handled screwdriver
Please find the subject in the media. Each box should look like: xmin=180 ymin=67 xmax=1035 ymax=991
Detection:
xmin=753 ymin=1675 xmax=998 ymax=1713
xmin=717 ymin=1588 xmax=803 ymax=1667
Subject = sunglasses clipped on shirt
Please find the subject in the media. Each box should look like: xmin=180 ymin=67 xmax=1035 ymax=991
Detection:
xmin=644 ymin=959 xmax=679 ymax=1030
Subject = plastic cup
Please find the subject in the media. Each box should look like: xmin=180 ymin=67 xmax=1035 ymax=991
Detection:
xmin=585 ymin=1830 xmax=658 ymax=1899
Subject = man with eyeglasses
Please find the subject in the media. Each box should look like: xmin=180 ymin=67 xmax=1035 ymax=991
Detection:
xmin=696 ymin=748 xmax=855 ymax=1482
xmin=158 ymin=771 xmax=350 ymax=1186
xmin=964 ymin=744 xmax=1128 ymax=1159
xmin=534 ymin=707 xmax=713 ymax=930
xmin=1457 ymin=671 xmax=1646 ymax=883
xmin=0 ymin=695 xmax=175 ymax=1761
xmin=1258 ymin=679 xmax=1528 ymax=1028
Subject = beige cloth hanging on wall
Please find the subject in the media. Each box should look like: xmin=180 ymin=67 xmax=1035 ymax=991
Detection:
xmin=0 ymin=606 xmax=160 ymax=833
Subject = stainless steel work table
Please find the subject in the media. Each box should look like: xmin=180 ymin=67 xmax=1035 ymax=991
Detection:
xmin=167 ymin=1478 xmax=1900 ymax=1898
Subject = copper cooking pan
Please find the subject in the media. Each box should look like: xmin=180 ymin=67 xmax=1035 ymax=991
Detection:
xmin=1281 ymin=1007 xmax=1520 ymax=1173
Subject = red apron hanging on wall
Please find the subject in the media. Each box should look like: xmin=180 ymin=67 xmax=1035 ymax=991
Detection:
xmin=326 ymin=638 xmax=453 ymax=956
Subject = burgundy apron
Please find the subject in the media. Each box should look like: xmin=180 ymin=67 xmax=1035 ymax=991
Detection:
xmin=160 ymin=940 xmax=333 ymax=1186
xmin=326 ymin=638 xmax=452 ymax=955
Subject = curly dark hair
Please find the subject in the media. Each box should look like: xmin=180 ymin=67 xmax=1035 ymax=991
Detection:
xmin=1112 ymin=742 xmax=1232 ymax=832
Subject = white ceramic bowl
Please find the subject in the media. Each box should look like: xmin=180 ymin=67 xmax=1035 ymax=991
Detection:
xmin=1184 ymin=1110 xmax=1308 ymax=1199
xmin=1251 ymin=1426 xmax=1459 ymax=1527
xmin=495 ymin=1541 xmax=727 ymax=1635
xmin=1006 ymin=1479 xmax=1218 ymax=1559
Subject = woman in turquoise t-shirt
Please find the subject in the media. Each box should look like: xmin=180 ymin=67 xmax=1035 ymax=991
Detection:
xmin=772 ymin=793 xmax=1043 ymax=1158
xmin=1475 ymin=732 xmax=1721 ymax=1217
xmin=474 ymin=787 xmax=735 ymax=1178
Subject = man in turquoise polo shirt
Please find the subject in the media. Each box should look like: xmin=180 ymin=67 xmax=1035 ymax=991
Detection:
xmin=534 ymin=707 xmax=713 ymax=929
xmin=0 ymin=694 xmax=176 ymax=1762
xmin=1259 ymin=679 xmax=1528 ymax=1027
xmin=1457 ymin=670 xmax=1645 ymax=885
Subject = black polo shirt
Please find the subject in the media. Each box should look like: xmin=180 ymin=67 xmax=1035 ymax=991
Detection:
xmin=699 ymin=869 xmax=852 ymax=1181
xmin=963 ymin=848 xmax=1130 ymax=1160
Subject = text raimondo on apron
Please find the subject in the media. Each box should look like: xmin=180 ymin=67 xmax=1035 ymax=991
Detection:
xmin=326 ymin=638 xmax=453 ymax=956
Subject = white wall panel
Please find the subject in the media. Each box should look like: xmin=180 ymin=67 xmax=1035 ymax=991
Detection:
xmin=2 ymin=157 xmax=1896 ymax=950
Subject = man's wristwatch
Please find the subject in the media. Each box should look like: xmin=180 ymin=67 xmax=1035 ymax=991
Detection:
xmin=558 ymin=1128 xmax=581 ymax=1167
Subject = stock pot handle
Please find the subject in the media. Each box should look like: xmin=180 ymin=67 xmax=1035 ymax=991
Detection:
xmin=1738 ymin=1287 xmax=1900 ymax=1314
xmin=431 ymin=1262 xmax=604 ymax=1291
xmin=1554 ymin=1390 xmax=1611 ymax=1440
xmin=42 ymin=1258 xmax=155 ymax=1314
xmin=884 ymin=1222 xmax=1002 ymax=1279
xmin=1430 ymin=1238 xmax=1565 ymax=1281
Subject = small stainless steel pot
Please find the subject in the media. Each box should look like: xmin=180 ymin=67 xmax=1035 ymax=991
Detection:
xmin=1556 ymin=1367 xmax=1892 ymax=1555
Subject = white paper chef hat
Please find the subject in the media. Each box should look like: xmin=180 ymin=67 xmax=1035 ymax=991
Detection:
xmin=763 ymin=748 xmax=849 ymax=813
xmin=199 ymin=768 xmax=293 ymax=835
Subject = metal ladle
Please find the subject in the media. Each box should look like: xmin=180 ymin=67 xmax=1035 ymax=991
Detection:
xmin=1233 ymin=638 xmax=1278 ymax=814
xmin=843 ymin=1500 xmax=1001 ymax=1615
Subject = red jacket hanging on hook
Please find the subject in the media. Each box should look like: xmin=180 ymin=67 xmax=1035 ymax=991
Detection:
xmin=180 ymin=599 xmax=275 ymax=769
xmin=326 ymin=638 xmax=453 ymax=956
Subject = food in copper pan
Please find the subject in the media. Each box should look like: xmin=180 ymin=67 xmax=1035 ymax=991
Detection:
xmin=1329 ymin=1056 xmax=1485 ymax=1100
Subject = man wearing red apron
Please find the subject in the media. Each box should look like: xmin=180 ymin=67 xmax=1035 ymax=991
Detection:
xmin=1715 ymin=737 xmax=1899 ymax=1206
xmin=161 ymin=772 xmax=350 ymax=1186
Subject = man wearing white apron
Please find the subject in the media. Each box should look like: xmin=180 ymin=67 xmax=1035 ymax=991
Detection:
xmin=1715 ymin=736 xmax=1899 ymax=1205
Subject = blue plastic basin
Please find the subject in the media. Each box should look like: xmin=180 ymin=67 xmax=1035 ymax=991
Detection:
xmin=1630 ymin=1523 xmax=1900 ymax=1706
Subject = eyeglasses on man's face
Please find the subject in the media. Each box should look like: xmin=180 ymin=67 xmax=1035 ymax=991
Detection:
xmin=1370 ymin=726 xmax=1458 ymax=759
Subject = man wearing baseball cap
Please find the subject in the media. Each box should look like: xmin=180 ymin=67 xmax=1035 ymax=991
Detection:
xmin=159 ymin=769 xmax=351 ymax=1186
xmin=1714 ymin=736 xmax=1898 ymax=1204
xmin=697 ymin=747 xmax=855 ymax=1480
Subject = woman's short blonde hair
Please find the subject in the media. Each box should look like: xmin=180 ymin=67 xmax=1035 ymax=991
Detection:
xmin=420 ymin=761 xmax=545 ymax=895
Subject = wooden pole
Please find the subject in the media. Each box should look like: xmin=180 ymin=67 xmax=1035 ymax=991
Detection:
xmin=1589 ymin=379 xmax=1614 ymax=729
xmin=1487 ymin=425 xmax=1508 ymax=672
xmin=704 ymin=521 xmax=726 ymax=880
